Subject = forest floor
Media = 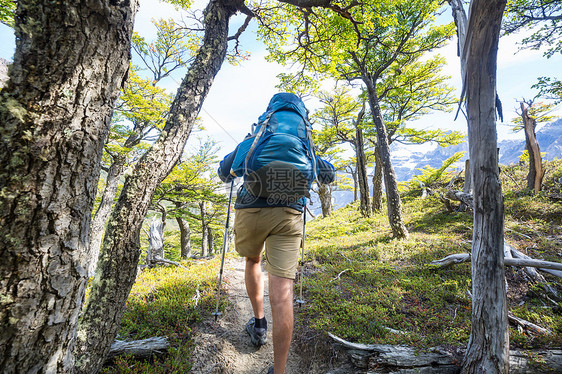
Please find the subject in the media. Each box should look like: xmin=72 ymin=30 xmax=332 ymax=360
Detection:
xmin=105 ymin=161 xmax=562 ymax=373
xmin=188 ymin=257 xmax=354 ymax=374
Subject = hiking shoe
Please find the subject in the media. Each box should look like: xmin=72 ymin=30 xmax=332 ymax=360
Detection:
xmin=267 ymin=366 xmax=274 ymax=374
xmin=246 ymin=317 xmax=267 ymax=346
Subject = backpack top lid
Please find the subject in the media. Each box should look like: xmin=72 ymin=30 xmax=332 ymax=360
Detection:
xmin=257 ymin=92 xmax=308 ymax=123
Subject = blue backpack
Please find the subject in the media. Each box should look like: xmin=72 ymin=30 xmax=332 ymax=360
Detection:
xmin=230 ymin=93 xmax=318 ymax=203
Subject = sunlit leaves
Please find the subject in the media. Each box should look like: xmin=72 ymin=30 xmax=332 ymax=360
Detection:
xmin=376 ymin=56 xmax=460 ymax=144
xmin=396 ymin=128 xmax=464 ymax=147
xmin=408 ymin=151 xmax=464 ymax=189
xmin=259 ymin=0 xmax=454 ymax=86
xmin=153 ymin=138 xmax=226 ymax=222
xmin=0 ymin=0 xmax=15 ymax=27
xmin=116 ymin=68 xmax=173 ymax=131
xmin=510 ymin=100 xmax=559 ymax=131
xmin=132 ymin=18 xmax=199 ymax=82
xmin=162 ymin=0 xmax=194 ymax=10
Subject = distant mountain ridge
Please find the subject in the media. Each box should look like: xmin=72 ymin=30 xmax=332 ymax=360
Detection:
xmin=392 ymin=118 xmax=562 ymax=182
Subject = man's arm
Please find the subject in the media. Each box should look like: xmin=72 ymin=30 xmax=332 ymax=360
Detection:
xmin=316 ymin=157 xmax=335 ymax=184
xmin=217 ymin=146 xmax=239 ymax=183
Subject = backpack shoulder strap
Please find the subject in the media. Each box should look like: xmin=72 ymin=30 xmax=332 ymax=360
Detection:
xmin=305 ymin=120 xmax=318 ymax=180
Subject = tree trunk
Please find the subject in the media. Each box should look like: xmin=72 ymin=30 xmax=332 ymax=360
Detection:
xmin=72 ymin=1 xmax=234 ymax=372
xmin=351 ymin=167 xmax=358 ymax=202
xmin=460 ymin=1 xmax=509 ymax=373
xmin=88 ymin=125 xmax=146 ymax=276
xmin=364 ymin=79 xmax=408 ymax=239
xmin=88 ymin=153 xmax=127 ymax=276
xmin=207 ymin=226 xmax=214 ymax=254
xmin=463 ymin=159 xmax=472 ymax=194
xmin=200 ymin=201 xmax=208 ymax=257
xmin=177 ymin=216 xmax=191 ymax=258
xmin=520 ymin=102 xmax=544 ymax=193
xmin=372 ymin=147 xmax=383 ymax=213
xmin=356 ymin=120 xmax=371 ymax=217
xmin=318 ymin=183 xmax=333 ymax=217
xmin=147 ymin=216 xmax=165 ymax=265
xmin=0 ymin=1 xmax=137 ymax=372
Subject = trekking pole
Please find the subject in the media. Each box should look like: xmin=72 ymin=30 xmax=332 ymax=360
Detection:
xmin=296 ymin=199 xmax=307 ymax=306
xmin=213 ymin=179 xmax=235 ymax=323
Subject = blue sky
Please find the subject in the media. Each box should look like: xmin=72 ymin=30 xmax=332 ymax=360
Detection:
xmin=1 ymin=1 xmax=561 ymax=157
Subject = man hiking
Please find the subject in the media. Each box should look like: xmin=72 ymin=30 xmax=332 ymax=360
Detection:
xmin=218 ymin=92 xmax=335 ymax=374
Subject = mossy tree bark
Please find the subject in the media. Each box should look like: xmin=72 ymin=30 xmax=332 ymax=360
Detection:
xmin=207 ymin=226 xmax=215 ymax=254
xmin=72 ymin=0 xmax=236 ymax=372
xmin=177 ymin=215 xmax=192 ymax=259
xmin=88 ymin=153 xmax=127 ymax=276
xmin=0 ymin=0 xmax=136 ymax=372
xmin=371 ymin=146 xmax=384 ymax=213
xmin=460 ymin=0 xmax=509 ymax=373
xmin=355 ymin=108 xmax=371 ymax=217
xmin=88 ymin=124 xmax=147 ymax=275
xmin=317 ymin=182 xmax=333 ymax=217
xmin=365 ymin=79 xmax=408 ymax=239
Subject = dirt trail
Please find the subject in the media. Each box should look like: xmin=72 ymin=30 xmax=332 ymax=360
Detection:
xmin=189 ymin=257 xmax=348 ymax=374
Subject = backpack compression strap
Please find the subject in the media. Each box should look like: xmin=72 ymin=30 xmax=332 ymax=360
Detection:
xmin=243 ymin=113 xmax=272 ymax=176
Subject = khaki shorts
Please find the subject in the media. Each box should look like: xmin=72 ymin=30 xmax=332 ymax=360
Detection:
xmin=234 ymin=207 xmax=303 ymax=279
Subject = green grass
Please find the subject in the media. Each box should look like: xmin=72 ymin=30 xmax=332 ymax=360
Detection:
xmin=297 ymin=161 xmax=562 ymax=350
xmin=101 ymin=258 xmax=224 ymax=373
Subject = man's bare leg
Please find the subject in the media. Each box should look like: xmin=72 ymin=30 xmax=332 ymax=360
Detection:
xmin=245 ymin=255 xmax=265 ymax=319
xmin=269 ymin=273 xmax=294 ymax=374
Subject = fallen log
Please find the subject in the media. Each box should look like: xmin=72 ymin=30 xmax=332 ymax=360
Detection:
xmin=328 ymin=333 xmax=562 ymax=373
xmin=508 ymin=313 xmax=552 ymax=336
xmin=430 ymin=253 xmax=470 ymax=267
xmin=508 ymin=245 xmax=562 ymax=279
xmin=504 ymin=258 xmax=562 ymax=272
xmin=151 ymin=257 xmax=189 ymax=270
xmin=105 ymin=336 xmax=170 ymax=362
xmin=430 ymin=247 xmax=562 ymax=280
xmin=444 ymin=190 xmax=474 ymax=211
xmin=506 ymin=244 xmax=560 ymax=299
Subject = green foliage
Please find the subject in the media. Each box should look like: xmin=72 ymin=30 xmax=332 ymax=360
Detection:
xmin=503 ymin=0 xmax=562 ymax=58
xmin=117 ymin=69 xmax=172 ymax=129
xmin=312 ymin=86 xmax=363 ymax=146
xmin=132 ymin=18 xmax=199 ymax=81
xmin=408 ymin=151 xmax=464 ymax=191
xmin=518 ymin=149 xmax=546 ymax=164
xmin=533 ymin=76 xmax=562 ymax=103
xmin=162 ymin=0 xmax=193 ymax=10
xmin=147 ymin=138 xmax=227 ymax=257
xmin=378 ymin=56 xmax=461 ymax=144
xmin=0 ymin=0 xmax=15 ymax=27
xmin=102 ymin=260 xmax=222 ymax=373
xmin=510 ymin=101 xmax=559 ymax=132
xmin=152 ymin=138 xmax=226 ymax=220
xmin=259 ymin=0 xmax=454 ymax=84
